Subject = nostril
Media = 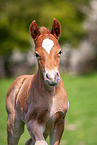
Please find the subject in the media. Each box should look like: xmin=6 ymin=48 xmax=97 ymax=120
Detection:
xmin=46 ymin=73 xmax=49 ymax=79
xmin=57 ymin=72 xmax=59 ymax=76
xmin=56 ymin=72 xmax=60 ymax=77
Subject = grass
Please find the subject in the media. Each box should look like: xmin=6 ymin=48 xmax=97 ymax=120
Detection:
xmin=0 ymin=73 xmax=97 ymax=145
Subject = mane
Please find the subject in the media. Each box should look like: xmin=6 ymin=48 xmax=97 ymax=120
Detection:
xmin=39 ymin=27 xmax=51 ymax=35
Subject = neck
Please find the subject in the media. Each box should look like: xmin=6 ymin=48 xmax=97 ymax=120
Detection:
xmin=35 ymin=66 xmax=55 ymax=96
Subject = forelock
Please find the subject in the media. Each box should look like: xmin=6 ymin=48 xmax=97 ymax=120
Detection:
xmin=39 ymin=27 xmax=50 ymax=35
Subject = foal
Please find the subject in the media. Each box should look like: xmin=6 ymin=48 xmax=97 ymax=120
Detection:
xmin=6 ymin=18 xmax=69 ymax=145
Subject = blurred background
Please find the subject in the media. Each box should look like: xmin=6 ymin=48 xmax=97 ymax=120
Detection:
xmin=0 ymin=0 xmax=97 ymax=77
xmin=0 ymin=0 xmax=97 ymax=145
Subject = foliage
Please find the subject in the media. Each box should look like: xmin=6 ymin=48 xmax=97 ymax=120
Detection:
xmin=0 ymin=73 xmax=97 ymax=145
xmin=0 ymin=0 xmax=90 ymax=55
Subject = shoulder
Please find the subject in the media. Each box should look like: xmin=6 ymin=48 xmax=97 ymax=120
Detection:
xmin=6 ymin=74 xmax=35 ymax=98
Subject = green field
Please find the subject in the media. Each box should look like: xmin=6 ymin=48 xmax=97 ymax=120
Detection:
xmin=0 ymin=73 xmax=97 ymax=145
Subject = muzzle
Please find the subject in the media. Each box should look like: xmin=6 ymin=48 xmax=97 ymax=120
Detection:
xmin=44 ymin=68 xmax=60 ymax=87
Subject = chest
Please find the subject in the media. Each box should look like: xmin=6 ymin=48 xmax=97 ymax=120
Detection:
xmin=43 ymin=99 xmax=66 ymax=134
xmin=35 ymin=95 xmax=67 ymax=129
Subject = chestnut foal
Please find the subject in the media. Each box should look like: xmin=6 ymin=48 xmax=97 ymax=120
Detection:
xmin=6 ymin=18 xmax=68 ymax=145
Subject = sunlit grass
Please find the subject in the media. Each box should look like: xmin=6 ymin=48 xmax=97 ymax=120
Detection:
xmin=0 ymin=73 xmax=97 ymax=145
xmin=61 ymin=73 xmax=97 ymax=145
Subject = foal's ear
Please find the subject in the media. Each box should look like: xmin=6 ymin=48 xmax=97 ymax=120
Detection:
xmin=51 ymin=18 xmax=61 ymax=39
xmin=30 ymin=20 xmax=41 ymax=40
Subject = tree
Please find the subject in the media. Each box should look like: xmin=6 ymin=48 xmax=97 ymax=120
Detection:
xmin=0 ymin=0 xmax=89 ymax=55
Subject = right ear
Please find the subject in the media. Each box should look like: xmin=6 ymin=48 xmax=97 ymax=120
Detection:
xmin=30 ymin=20 xmax=41 ymax=40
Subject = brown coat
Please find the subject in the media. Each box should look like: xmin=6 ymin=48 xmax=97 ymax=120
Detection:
xmin=6 ymin=18 xmax=68 ymax=145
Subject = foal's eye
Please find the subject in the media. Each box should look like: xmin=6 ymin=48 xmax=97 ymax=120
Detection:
xmin=34 ymin=52 xmax=40 ymax=58
xmin=58 ymin=50 xmax=62 ymax=56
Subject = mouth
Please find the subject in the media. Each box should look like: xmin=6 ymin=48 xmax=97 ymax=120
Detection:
xmin=48 ymin=82 xmax=58 ymax=86
xmin=45 ymin=80 xmax=58 ymax=87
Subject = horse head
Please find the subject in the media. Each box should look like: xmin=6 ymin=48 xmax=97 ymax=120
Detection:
xmin=30 ymin=18 xmax=62 ymax=87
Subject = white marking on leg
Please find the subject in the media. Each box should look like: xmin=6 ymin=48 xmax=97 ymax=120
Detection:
xmin=68 ymin=101 xmax=69 ymax=110
xmin=42 ymin=38 xmax=54 ymax=54
xmin=35 ymin=140 xmax=48 ymax=145
xmin=41 ymin=125 xmax=45 ymax=134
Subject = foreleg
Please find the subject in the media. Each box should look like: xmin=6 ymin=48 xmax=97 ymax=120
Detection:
xmin=25 ymin=138 xmax=34 ymax=145
xmin=50 ymin=119 xmax=65 ymax=145
xmin=7 ymin=114 xmax=24 ymax=145
xmin=26 ymin=119 xmax=48 ymax=145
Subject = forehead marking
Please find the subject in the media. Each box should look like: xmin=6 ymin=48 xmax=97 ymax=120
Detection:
xmin=42 ymin=38 xmax=54 ymax=54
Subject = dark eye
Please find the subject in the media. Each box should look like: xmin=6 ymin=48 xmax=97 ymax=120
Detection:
xmin=58 ymin=50 xmax=62 ymax=56
xmin=34 ymin=52 xmax=40 ymax=58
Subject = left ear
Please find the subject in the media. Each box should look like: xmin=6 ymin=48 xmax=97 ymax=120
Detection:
xmin=30 ymin=20 xmax=41 ymax=40
xmin=51 ymin=18 xmax=61 ymax=39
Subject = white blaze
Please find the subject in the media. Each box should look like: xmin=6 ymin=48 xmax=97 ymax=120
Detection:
xmin=68 ymin=101 xmax=69 ymax=110
xmin=42 ymin=38 xmax=54 ymax=54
